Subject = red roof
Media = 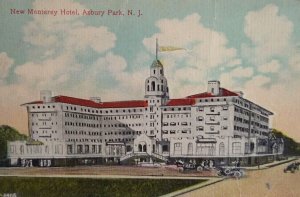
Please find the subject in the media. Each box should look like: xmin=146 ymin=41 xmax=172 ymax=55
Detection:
xmin=166 ymin=98 xmax=196 ymax=106
xmin=186 ymin=88 xmax=238 ymax=98
xmin=22 ymin=101 xmax=43 ymax=105
xmin=23 ymin=95 xmax=148 ymax=109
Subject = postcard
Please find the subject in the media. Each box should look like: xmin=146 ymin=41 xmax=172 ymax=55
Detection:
xmin=0 ymin=0 xmax=299 ymax=196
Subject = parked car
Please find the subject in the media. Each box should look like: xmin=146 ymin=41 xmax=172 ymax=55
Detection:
xmin=217 ymin=166 xmax=245 ymax=178
xmin=284 ymin=162 xmax=300 ymax=173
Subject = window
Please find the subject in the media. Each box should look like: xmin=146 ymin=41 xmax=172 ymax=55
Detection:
xmin=197 ymin=116 xmax=203 ymax=121
xmin=170 ymin=122 xmax=176 ymax=126
xmin=170 ymin=130 xmax=176 ymax=134
xmin=198 ymin=107 xmax=204 ymax=111
xmin=196 ymin=143 xmax=216 ymax=156
xmin=151 ymin=81 xmax=155 ymax=91
xmin=67 ymin=145 xmax=73 ymax=154
xmin=219 ymin=143 xmax=225 ymax=156
xmin=92 ymin=145 xmax=96 ymax=153
xmin=196 ymin=126 xmax=204 ymax=131
xmin=232 ymin=142 xmax=241 ymax=154
xmin=162 ymin=145 xmax=169 ymax=152
xmin=77 ymin=145 xmax=83 ymax=154
xmin=223 ymin=106 xmax=228 ymax=110
xmin=174 ymin=143 xmax=182 ymax=155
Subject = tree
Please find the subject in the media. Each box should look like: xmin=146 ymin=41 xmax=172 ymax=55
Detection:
xmin=0 ymin=125 xmax=27 ymax=159
xmin=272 ymin=128 xmax=300 ymax=156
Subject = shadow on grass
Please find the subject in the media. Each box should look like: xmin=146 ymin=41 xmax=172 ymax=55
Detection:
xmin=0 ymin=177 xmax=206 ymax=197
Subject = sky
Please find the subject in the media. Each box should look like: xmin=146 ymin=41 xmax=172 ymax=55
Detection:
xmin=0 ymin=0 xmax=300 ymax=141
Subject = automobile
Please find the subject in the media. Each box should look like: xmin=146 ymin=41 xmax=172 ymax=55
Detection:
xmin=177 ymin=162 xmax=204 ymax=172
xmin=283 ymin=162 xmax=300 ymax=173
xmin=217 ymin=166 xmax=245 ymax=178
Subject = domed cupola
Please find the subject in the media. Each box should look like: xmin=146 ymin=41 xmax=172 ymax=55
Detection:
xmin=145 ymin=59 xmax=169 ymax=99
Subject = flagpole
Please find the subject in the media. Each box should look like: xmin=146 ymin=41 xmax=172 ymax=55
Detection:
xmin=156 ymin=38 xmax=158 ymax=60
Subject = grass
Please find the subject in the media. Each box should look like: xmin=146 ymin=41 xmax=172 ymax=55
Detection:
xmin=0 ymin=177 xmax=205 ymax=197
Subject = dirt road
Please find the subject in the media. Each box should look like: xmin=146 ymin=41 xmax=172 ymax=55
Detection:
xmin=179 ymin=159 xmax=300 ymax=197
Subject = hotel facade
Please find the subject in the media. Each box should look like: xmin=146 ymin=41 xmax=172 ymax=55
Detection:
xmin=7 ymin=57 xmax=284 ymax=167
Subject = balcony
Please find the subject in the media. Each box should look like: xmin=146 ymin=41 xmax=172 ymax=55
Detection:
xmin=205 ymin=121 xmax=220 ymax=125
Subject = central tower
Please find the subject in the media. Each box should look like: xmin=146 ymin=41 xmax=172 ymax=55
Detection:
xmin=144 ymin=39 xmax=169 ymax=105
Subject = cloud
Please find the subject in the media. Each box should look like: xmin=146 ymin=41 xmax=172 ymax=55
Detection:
xmin=66 ymin=26 xmax=116 ymax=53
xmin=144 ymin=14 xmax=238 ymax=68
xmin=219 ymin=66 xmax=254 ymax=89
xmin=0 ymin=0 xmax=129 ymax=133
xmin=258 ymin=60 xmax=281 ymax=73
xmin=244 ymin=4 xmax=293 ymax=63
xmin=0 ymin=52 xmax=14 ymax=80
xmin=143 ymin=13 xmax=239 ymax=98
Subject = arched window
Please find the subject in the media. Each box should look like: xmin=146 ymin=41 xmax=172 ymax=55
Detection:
xmin=20 ymin=145 xmax=24 ymax=154
xmin=219 ymin=142 xmax=225 ymax=156
xmin=232 ymin=142 xmax=241 ymax=154
xmin=138 ymin=144 xmax=142 ymax=152
xmin=147 ymin=85 xmax=150 ymax=91
xmin=174 ymin=143 xmax=182 ymax=155
xmin=151 ymin=81 xmax=155 ymax=91
xmin=187 ymin=143 xmax=193 ymax=155
xmin=161 ymin=85 xmax=163 ymax=91
xmin=157 ymin=85 xmax=160 ymax=91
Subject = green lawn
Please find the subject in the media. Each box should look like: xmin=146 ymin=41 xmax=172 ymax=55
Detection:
xmin=0 ymin=177 xmax=205 ymax=197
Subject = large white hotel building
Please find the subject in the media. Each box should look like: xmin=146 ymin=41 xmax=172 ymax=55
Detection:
xmin=8 ymin=57 xmax=283 ymax=167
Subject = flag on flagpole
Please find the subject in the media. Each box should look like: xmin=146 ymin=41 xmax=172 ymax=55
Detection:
xmin=159 ymin=46 xmax=185 ymax=52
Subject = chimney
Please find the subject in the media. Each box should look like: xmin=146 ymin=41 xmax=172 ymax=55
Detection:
xmin=207 ymin=80 xmax=220 ymax=96
xmin=40 ymin=90 xmax=52 ymax=103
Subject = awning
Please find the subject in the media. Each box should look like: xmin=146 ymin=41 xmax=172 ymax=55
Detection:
xmin=196 ymin=138 xmax=217 ymax=143
xmin=106 ymin=142 xmax=125 ymax=145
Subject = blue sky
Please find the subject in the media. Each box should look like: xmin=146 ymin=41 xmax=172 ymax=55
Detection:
xmin=0 ymin=0 xmax=300 ymax=141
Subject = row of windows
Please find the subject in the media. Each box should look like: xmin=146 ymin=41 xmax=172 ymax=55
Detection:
xmin=233 ymin=98 xmax=249 ymax=109
xmin=32 ymin=130 xmax=57 ymax=134
xmin=65 ymin=122 xmax=99 ymax=128
xmin=104 ymin=131 xmax=141 ymax=135
xmin=234 ymin=116 xmax=250 ymax=124
xmin=199 ymin=98 xmax=228 ymax=103
xmin=251 ymin=121 xmax=268 ymax=129
xmin=106 ymin=138 xmax=134 ymax=142
xmin=162 ymin=130 xmax=191 ymax=134
xmin=65 ymin=130 xmax=101 ymax=136
xmin=163 ymin=107 xmax=191 ymax=111
xmin=163 ymin=122 xmax=190 ymax=126
xmin=234 ymin=126 xmax=250 ymax=132
xmin=31 ymin=105 xmax=56 ymax=109
xmin=67 ymin=144 xmax=102 ymax=154
xmin=164 ymin=114 xmax=190 ymax=118
xmin=65 ymin=113 xmax=99 ymax=120
xmin=103 ymin=123 xmax=142 ymax=128
xmin=65 ymin=106 xmax=144 ymax=114
xmin=103 ymin=115 xmax=142 ymax=120
xmin=31 ymin=113 xmax=57 ymax=117
xmin=32 ymin=122 xmax=58 ymax=126
xmin=67 ymin=138 xmax=102 ymax=143
xmin=234 ymin=107 xmax=250 ymax=115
